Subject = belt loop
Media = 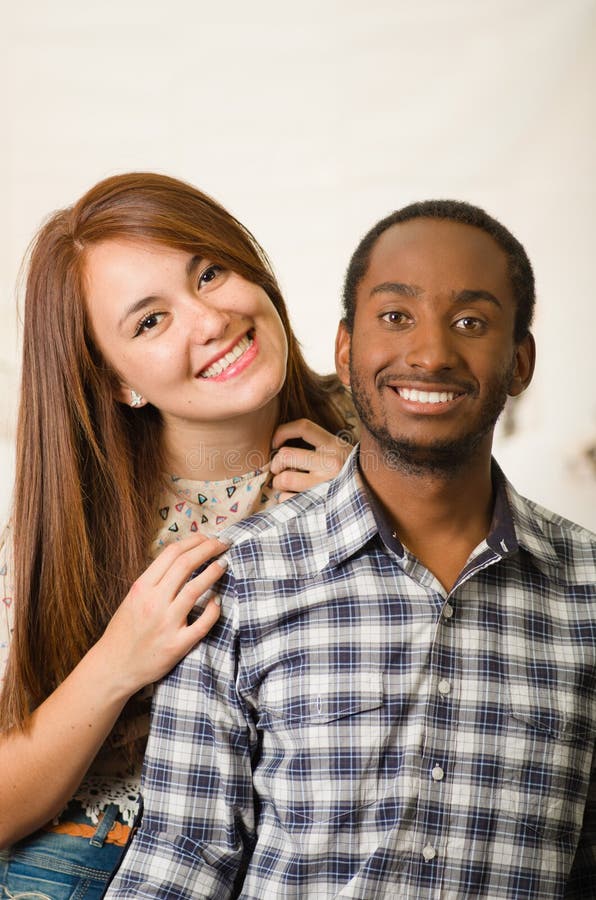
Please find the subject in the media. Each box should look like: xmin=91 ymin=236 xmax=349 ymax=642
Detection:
xmin=90 ymin=803 xmax=119 ymax=847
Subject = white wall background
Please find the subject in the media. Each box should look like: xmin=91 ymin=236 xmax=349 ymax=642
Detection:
xmin=2 ymin=0 xmax=595 ymax=529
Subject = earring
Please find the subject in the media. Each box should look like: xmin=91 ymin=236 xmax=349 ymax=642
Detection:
xmin=130 ymin=390 xmax=144 ymax=408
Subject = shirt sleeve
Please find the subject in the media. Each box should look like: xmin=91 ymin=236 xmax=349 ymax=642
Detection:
xmin=0 ymin=524 xmax=14 ymax=692
xmin=105 ymin=575 xmax=258 ymax=900
xmin=565 ymin=741 xmax=596 ymax=898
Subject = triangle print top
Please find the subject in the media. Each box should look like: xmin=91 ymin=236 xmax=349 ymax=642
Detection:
xmin=150 ymin=463 xmax=281 ymax=558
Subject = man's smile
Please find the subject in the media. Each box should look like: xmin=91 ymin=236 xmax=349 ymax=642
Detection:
xmin=395 ymin=387 xmax=460 ymax=404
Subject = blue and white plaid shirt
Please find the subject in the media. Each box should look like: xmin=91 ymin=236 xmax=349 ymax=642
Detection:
xmin=107 ymin=450 xmax=596 ymax=899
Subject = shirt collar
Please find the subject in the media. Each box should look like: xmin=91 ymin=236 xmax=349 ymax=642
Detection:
xmin=498 ymin=463 xmax=561 ymax=570
xmin=324 ymin=447 xmax=380 ymax=567
xmin=325 ymin=449 xmax=561 ymax=573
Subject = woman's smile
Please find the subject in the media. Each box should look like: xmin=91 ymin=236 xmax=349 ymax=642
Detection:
xmin=197 ymin=330 xmax=256 ymax=380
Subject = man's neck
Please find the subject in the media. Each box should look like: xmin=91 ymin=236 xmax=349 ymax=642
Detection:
xmin=359 ymin=435 xmax=495 ymax=592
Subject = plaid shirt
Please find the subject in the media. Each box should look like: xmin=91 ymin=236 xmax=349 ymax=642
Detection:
xmin=107 ymin=450 xmax=596 ymax=899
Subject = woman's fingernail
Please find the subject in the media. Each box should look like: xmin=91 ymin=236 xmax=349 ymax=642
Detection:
xmin=214 ymin=595 xmax=222 ymax=607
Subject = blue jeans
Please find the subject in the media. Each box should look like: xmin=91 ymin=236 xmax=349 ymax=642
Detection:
xmin=0 ymin=804 xmax=128 ymax=900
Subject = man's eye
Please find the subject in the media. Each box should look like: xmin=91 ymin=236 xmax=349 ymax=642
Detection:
xmin=134 ymin=311 xmax=164 ymax=336
xmin=455 ymin=316 xmax=485 ymax=332
xmin=198 ymin=264 xmax=223 ymax=286
xmin=381 ymin=311 xmax=409 ymax=325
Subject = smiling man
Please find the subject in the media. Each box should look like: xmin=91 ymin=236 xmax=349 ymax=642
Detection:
xmin=336 ymin=204 xmax=536 ymax=593
xmin=107 ymin=202 xmax=596 ymax=899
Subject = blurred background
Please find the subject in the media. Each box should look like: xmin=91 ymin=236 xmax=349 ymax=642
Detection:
xmin=2 ymin=0 xmax=595 ymax=528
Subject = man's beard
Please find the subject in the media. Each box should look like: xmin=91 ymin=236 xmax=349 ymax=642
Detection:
xmin=350 ymin=360 xmax=515 ymax=478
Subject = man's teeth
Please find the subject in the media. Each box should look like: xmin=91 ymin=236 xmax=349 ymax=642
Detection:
xmin=200 ymin=334 xmax=253 ymax=378
xmin=398 ymin=388 xmax=456 ymax=404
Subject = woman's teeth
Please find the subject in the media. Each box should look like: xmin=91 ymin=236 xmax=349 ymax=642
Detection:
xmin=200 ymin=334 xmax=253 ymax=379
xmin=398 ymin=388 xmax=456 ymax=403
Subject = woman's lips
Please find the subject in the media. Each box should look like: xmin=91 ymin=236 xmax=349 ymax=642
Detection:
xmin=197 ymin=331 xmax=257 ymax=382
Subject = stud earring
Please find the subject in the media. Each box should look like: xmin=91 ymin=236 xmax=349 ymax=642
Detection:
xmin=130 ymin=390 xmax=144 ymax=408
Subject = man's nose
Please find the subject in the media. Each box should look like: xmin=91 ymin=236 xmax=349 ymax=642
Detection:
xmin=403 ymin=321 xmax=459 ymax=372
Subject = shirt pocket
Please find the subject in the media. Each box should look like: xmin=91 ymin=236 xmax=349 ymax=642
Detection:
xmin=501 ymin=678 xmax=595 ymax=842
xmin=256 ymin=669 xmax=384 ymax=831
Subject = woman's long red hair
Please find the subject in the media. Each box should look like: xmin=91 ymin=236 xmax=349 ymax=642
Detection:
xmin=0 ymin=173 xmax=350 ymax=730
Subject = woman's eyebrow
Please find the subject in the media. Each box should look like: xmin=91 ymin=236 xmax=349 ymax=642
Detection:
xmin=186 ymin=254 xmax=203 ymax=277
xmin=118 ymin=295 xmax=159 ymax=328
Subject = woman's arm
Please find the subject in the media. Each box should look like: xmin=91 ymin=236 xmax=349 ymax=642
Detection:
xmin=0 ymin=533 xmax=227 ymax=848
xmin=270 ymin=418 xmax=354 ymax=500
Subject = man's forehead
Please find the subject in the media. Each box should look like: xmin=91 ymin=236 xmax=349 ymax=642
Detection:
xmin=368 ymin=217 xmax=509 ymax=273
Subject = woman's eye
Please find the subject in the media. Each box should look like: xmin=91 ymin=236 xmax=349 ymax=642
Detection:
xmin=134 ymin=311 xmax=164 ymax=336
xmin=198 ymin=264 xmax=223 ymax=287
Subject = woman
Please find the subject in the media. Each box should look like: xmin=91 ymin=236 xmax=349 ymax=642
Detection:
xmin=0 ymin=172 xmax=355 ymax=898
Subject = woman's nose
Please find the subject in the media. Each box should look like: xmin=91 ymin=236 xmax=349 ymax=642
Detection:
xmin=187 ymin=300 xmax=231 ymax=344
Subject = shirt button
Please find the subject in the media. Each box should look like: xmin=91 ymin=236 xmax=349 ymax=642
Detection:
xmin=438 ymin=679 xmax=451 ymax=695
xmin=442 ymin=603 xmax=454 ymax=619
xmin=422 ymin=844 xmax=437 ymax=861
xmin=431 ymin=765 xmax=445 ymax=781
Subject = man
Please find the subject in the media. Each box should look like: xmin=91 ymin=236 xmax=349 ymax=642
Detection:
xmin=107 ymin=201 xmax=596 ymax=898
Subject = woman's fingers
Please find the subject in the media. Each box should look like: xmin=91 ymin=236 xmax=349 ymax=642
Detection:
xmin=151 ymin=537 xmax=229 ymax=598
xmin=270 ymin=446 xmax=317 ymax=475
xmin=270 ymin=418 xmax=352 ymax=498
xmin=272 ymin=418 xmax=339 ymax=450
xmin=160 ymin=559 xmax=228 ymax=661
xmin=172 ymin=559 xmax=228 ymax=616
xmin=271 ymin=465 xmax=323 ymax=495
xmin=182 ymin=596 xmax=223 ymax=650
xmin=135 ymin=533 xmax=217 ymax=587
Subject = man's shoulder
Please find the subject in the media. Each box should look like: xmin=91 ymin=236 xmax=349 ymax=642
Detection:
xmin=219 ymin=480 xmax=334 ymax=579
xmin=507 ymin=483 xmax=596 ymax=582
xmin=218 ymin=450 xmax=373 ymax=582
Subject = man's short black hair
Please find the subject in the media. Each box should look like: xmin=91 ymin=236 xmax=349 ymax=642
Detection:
xmin=342 ymin=200 xmax=535 ymax=343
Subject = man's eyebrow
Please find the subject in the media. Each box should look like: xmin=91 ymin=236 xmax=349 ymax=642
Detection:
xmin=455 ymin=289 xmax=503 ymax=309
xmin=370 ymin=282 xmax=423 ymax=298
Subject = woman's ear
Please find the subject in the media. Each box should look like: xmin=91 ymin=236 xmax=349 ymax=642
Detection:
xmin=335 ymin=321 xmax=352 ymax=388
xmin=116 ymin=384 xmax=147 ymax=408
xmin=508 ymin=333 xmax=536 ymax=397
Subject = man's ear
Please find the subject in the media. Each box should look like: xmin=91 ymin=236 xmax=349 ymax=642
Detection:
xmin=335 ymin=321 xmax=351 ymax=387
xmin=508 ymin=333 xmax=536 ymax=397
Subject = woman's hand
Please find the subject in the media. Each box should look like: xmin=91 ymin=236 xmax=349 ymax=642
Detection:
xmin=0 ymin=532 xmax=228 ymax=847
xmin=97 ymin=533 xmax=228 ymax=699
xmin=270 ymin=419 xmax=352 ymax=501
